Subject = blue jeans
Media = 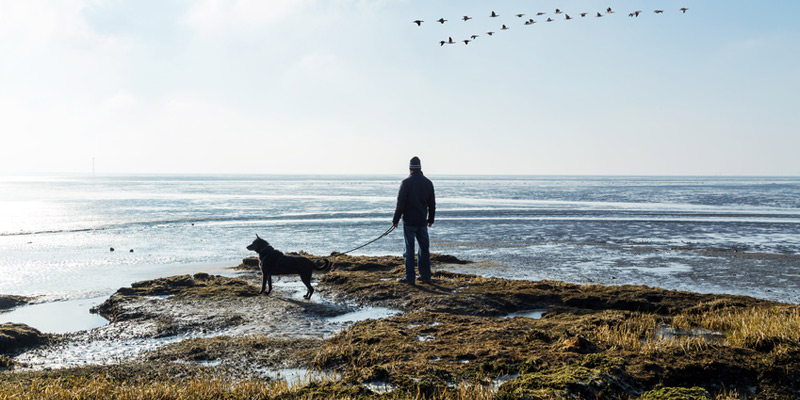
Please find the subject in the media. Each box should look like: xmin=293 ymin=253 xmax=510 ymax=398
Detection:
xmin=403 ymin=224 xmax=431 ymax=283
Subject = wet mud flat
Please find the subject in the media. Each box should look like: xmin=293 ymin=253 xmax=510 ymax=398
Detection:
xmin=2 ymin=253 xmax=800 ymax=399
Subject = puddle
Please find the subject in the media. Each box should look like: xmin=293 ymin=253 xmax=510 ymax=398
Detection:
xmin=417 ymin=335 xmax=435 ymax=342
xmin=628 ymin=263 xmax=693 ymax=275
xmin=175 ymin=359 xmax=222 ymax=367
xmin=654 ymin=324 xmax=725 ymax=342
xmin=146 ymin=295 xmax=173 ymax=300
xmin=324 ymin=306 xmax=400 ymax=324
xmin=502 ymin=309 xmax=548 ymax=319
xmin=0 ymin=296 xmax=109 ymax=334
xmin=363 ymin=379 xmax=398 ymax=394
xmin=14 ymin=332 xmax=207 ymax=370
xmin=491 ymin=373 xmax=519 ymax=391
xmin=258 ymin=368 xmax=338 ymax=387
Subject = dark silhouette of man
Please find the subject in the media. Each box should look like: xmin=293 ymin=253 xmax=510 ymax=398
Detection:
xmin=392 ymin=156 xmax=436 ymax=284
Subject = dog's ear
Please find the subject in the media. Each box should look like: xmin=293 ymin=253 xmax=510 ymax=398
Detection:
xmin=256 ymin=234 xmax=260 ymax=239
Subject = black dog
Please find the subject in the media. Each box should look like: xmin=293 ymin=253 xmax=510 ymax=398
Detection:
xmin=246 ymin=235 xmax=331 ymax=299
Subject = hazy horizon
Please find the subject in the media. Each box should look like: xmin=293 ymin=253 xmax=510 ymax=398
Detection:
xmin=3 ymin=172 xmax=799 ymax=179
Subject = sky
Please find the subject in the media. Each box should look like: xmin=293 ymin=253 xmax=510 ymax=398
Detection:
xmin=0 ymin=0 xmax=798 ymax=176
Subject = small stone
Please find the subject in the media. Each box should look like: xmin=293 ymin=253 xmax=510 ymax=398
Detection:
xmin=561 ymin=335 xmax=597 ymax=354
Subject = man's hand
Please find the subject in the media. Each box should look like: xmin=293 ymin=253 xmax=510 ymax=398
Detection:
xmin=392 ymin=222 xmax=398 ymax=228
xmin=427 ymin=222 xmax=433 ymax=227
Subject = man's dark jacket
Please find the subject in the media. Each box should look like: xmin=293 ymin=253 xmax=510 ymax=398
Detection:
xmin=393 ymin=171 xmax=436 ymax=226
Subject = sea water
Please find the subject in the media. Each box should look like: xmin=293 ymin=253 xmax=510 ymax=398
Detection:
xmin=1 ymin=175 xmax=799 ymax=332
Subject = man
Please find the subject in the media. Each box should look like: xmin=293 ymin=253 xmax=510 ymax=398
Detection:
xmin=392 ymin=156 xmax=436 ymax=284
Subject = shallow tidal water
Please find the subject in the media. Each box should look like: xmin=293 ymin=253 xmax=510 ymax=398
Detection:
xmin=2 ymin=175 xmax=799 ymax=339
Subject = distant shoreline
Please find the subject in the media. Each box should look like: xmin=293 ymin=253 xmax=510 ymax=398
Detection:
xmin=3 ymin=173 xmax=800 ymax=179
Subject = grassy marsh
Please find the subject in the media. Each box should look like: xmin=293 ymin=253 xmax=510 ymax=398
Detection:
xmin=2 ymin=254 xmax=799 ymax=399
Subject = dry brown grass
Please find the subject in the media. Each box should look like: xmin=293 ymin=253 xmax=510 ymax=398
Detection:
xmin=0 ymin=374 xmax=501 ymax=400
xmin=592 ymin=312 xmax=714 ymax=354
xmin=673 ymin=305 xmax=800 ymax=349
xmin=0 ymin=375 xmax=281 ymax=400
xmin=592 ymin=305 xmax=800 ymax=356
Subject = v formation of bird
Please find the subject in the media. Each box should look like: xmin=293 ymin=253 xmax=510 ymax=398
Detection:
xmin=413 ymin=7 xmax=690 ymax=46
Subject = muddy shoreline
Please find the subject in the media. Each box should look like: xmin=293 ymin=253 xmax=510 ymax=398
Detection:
xmin=2 ymin=253 xmax=799 ymax=399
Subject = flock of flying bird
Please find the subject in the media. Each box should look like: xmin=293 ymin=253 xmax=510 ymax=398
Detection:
xmin=412 ymin=7 xmax=691 ymax=46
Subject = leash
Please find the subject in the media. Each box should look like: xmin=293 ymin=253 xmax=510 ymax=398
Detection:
xmin=336 ymin=225 xmax=396 ymax=255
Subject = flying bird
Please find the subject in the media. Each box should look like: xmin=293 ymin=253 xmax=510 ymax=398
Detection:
xmin=436 ymin=18 xmax=447 ymax=24
xmin=487 ymin=31 xmax=495 ymax=36
xmin=463 ymin=39 xmax=471 ymax=45
xmin=607 ymin=7 xmax=614 ymax=14
xmin=680 ymin=8 xmax=689 ymax=13
xmin=596 ymin=12 xmax=603 ymax=17
xmin=629 ymin=12 xmax=635 ymax=17
xmin=536 ymin=12 xmax=546 ymax=16
xmin=447 ymin=36 xmax=455 ymax=44
xmin=413 ymin=20 xmax=423 ymax=26
xmin=516 ymin=13 xmax=525 ymax=18
xmin=654 ymin=10 xmax=664 ymax=14
xmin=470 ymin=34 xmax=479 ymax=39
xmin=462 ymin=16 xmax=472 ymax=21
xmin=565 ymin=14 xmax=572 ymax=20
xmin=501 ymin=24 xmax=509 ymax=30
xmin=555 ymin=9 xmax=563 ymax=14
xmin=439 ymin=40 xmax=446 ymax=46
xmin=634 ymin=11 xmax=642 ymax=17
xmin=490 ymin=11 xmax=499 ymax=17
xmin=524 ymin=19 xmax=536 ymax=25
xmin=546 ymin=18 xmax=554 ymax=22
xmin=580 ymin=12 xmax=588 ymax=17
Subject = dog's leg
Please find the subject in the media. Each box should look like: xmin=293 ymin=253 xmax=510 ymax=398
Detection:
xmin=301 ymin=272 xmax=313 ymax=299
xmin=267 ymin=275 xmax=273 ymax=295
xmin=260 ymin=272 xmax=267 ymax=294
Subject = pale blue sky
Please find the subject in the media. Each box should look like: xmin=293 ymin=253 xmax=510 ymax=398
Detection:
xmin=1 ymin=0 xmax=798 ymax=175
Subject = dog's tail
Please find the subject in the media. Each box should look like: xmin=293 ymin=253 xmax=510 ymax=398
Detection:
xmin=315 ymin=258 xmax=333 ymax=271
xmin=314 ymin=258 xmax=333 ymax=271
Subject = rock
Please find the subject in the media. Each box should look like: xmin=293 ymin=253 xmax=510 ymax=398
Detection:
xmin=0 ymin=295 xmax=28 ymax=311
xmin=241 ymin=257 xmax=259 ymax=269
xmin=561 ymin=335 xmax=598 ymax=354
xmin=430 ymin=254 xmax=469 ymax=264
xmin=0 ymin=323 xmax=47 ymax=355
xmin=193 ymin=272 xmax=210 ymax=281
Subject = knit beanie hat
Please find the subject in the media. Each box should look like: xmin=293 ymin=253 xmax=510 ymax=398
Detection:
xmin=409 ymin=156 xmax=422 ymax=170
